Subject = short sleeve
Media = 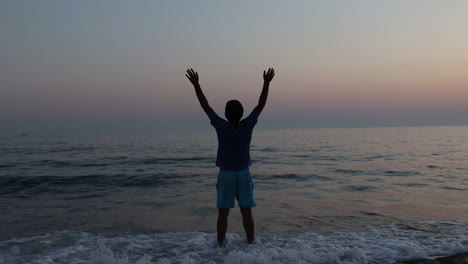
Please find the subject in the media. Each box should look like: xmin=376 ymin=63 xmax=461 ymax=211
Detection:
xmin=210 ymin=111 xmax=225 ymax=128
xmin=243 ymin=111 xmax=258 ymax=128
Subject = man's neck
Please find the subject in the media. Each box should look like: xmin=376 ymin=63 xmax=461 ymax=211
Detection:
xmin=229 ymin=122 xmax=240 ymax=128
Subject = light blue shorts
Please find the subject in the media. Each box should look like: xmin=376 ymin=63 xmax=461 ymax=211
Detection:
xmin=216 ymin=169 xmax=256 ymax=209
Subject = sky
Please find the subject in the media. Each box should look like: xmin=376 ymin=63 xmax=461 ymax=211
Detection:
xmin=1 ymin=0 xmax=468 ymax=134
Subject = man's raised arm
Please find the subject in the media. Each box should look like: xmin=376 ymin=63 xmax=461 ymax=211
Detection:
xmin=186 ymin=68 xmax=214 ymax=118
xmin=253 ymin=68 xmax=275 ymax=116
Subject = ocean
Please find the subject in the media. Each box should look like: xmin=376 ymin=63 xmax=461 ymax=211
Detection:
xmin=0 ymin=126 xmax=467 ymax=263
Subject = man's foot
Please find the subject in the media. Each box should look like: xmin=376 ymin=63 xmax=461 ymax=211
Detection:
xmin=218 ymin=238 xmax=226 ymax=247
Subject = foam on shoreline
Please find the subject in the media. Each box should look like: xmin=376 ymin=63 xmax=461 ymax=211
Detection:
xmin=1 ymin=221 xmax=467 ymax=264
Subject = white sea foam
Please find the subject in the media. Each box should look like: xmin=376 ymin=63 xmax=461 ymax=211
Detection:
xmin=0 ymin=221 xmax=467 ymax=264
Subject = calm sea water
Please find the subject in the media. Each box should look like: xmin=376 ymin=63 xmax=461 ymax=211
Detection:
xmin=1 ymin=126 xmax=467 ymax=263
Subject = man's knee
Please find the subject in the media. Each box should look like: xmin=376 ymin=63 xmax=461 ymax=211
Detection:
xmin=240 ymin=207 xmax=252 ymax=217
xmin=218 ymin=208 xmax=230 ymax=218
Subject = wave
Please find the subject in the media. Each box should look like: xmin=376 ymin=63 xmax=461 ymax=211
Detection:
xmin=1 ymin=156 xmax=215 ymax=169
xmin=0 ymin=222 xmax=467 ymax=264
xmin=333 ymin=169 xmax=420 ymax=177
xmin=0 ymin=173 xmax=203 ymax=197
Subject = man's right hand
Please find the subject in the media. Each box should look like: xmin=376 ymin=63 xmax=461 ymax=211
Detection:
xmin=186 ymin=68 xmax=199 ymax=85
xmin=186 ymin=68 xmax=213 ymax=117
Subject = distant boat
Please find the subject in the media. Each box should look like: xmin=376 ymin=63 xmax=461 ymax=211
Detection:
xmin=20 ymin=133 xmax=29 ymax=136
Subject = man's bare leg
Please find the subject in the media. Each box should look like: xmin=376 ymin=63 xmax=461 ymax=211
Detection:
xmin=240 ymin=207 xmax=254 ymax=243
xmin=217 ymin=208 xmax=229 ymax=246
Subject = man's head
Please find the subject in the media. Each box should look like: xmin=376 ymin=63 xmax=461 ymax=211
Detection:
xmin=225 ymin=100 xmax=243 ymax=124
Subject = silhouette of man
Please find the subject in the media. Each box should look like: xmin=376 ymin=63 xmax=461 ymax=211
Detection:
xmin=186 ymin=68 xmax=275 ymax=246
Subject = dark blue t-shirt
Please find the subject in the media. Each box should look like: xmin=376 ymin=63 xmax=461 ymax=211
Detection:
xmin=210 ymin=111 xmax=258 ymax=171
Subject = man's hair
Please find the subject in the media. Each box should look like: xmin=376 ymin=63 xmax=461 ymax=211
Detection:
xmin=225 ymin=100 xmax=244 ymax=123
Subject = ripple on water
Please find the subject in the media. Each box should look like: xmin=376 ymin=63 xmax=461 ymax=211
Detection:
xmin=266 ymin=174 xmax=308 ymax=181
xmin=384 ymin=170 xmax=420 ymax=177
xmin=343 ymin=185 xmax=378 ymax=192
xmin=334 ymin=169 xmax=366 ymax=176
xmin=440 ymin=186 xmax=466 ymax=191
xmin=359 ymin=211 xmax=386 ymax=217
xmin=395 ymin=183 xmax=429 ymax=188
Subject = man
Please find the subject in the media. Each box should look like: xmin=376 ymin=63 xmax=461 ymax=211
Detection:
xmin=186 ymin=67 xmax=275 ymax=246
